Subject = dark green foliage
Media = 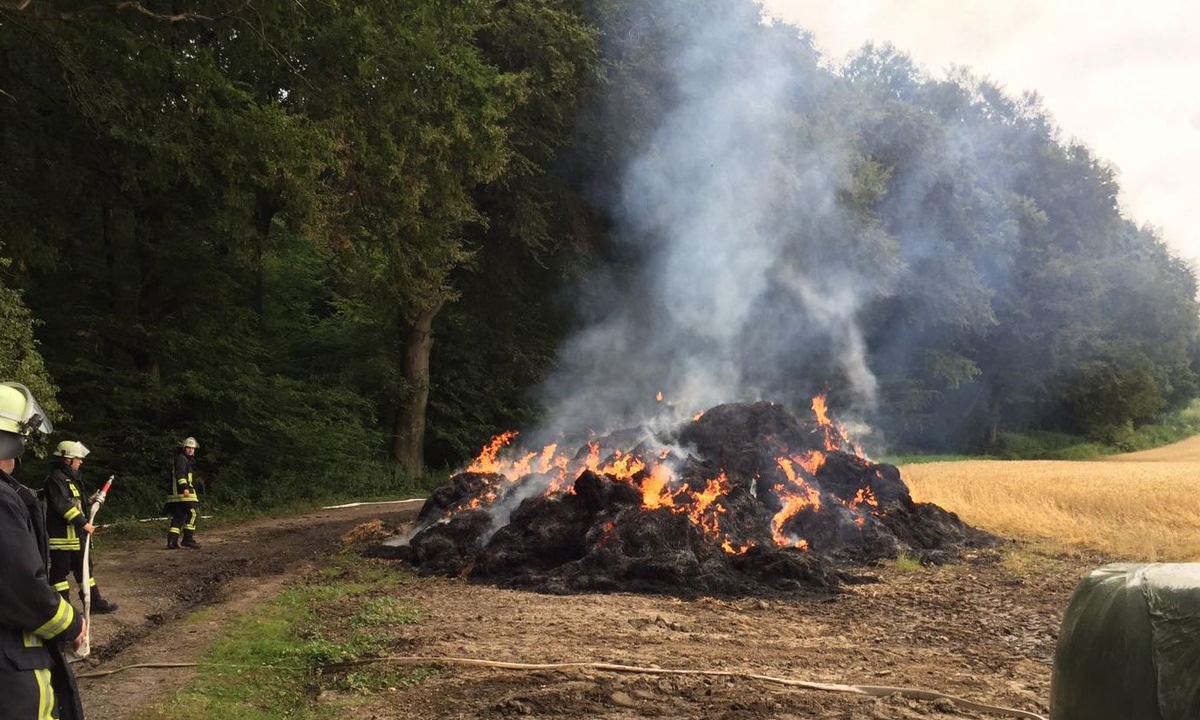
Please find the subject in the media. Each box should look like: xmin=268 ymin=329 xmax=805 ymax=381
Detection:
xmin=0 ymin=0 xmax=597 ymax=509
xmin=0 ymin=247 xmax=64 ymax=444
xmin=831 ymin=46 xmax=1200 ymax=453
xmin=0 ymin=0 xmax=1197 ymax=512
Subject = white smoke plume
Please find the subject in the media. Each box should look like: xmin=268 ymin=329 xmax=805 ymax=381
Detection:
xmin=533 ymin=1 xmax=877 ymax=445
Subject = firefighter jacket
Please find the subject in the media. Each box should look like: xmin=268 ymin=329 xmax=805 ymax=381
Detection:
xmin=43 ymin=459 xmax=89 ymax=553
xmin=166 ymin=452 xmax=199 ymax=503
xmin=0 ymin=470 xmax=86 ymax=720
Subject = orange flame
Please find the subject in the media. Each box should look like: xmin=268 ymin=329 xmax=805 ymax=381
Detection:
xmin=850 ymin=485 xmax=878 ymax=511
xmin=641 ymin=463 xmax=675 ymax=509
xmin=467 ymin=431 xmax=520 ymax=474
xmin=722 ymin=540 xmax=752 ymax=555
xmin=812 ymin=395 xmax=831 ymax=426
xmin=457 ymin=408 xmax=881 ymax=556
xmin=656 ymin=391 xmax=664 ymax=402
xmin=812 ymin=394 xmax=862 ymax=454
xmin=796 ymin=450 xmax=825 ymax=476
xmin=772 ymin=458 xmax=823 ymax=548
xmin=584 ymin=442 xmax=600 ymax=472
xmin=601 ymin=449 xmax=646 ymax=482
xmin=596 ymin=520 xmax=618 ymax=547
xmin=844 ymin=485 xmax=881 ymax=527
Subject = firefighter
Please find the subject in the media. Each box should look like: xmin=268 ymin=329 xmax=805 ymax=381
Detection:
xmin=0 ymin=382 xmax=87 ymax=720
xmin=44 ymin=440 xmax=118 ymax=614
xmin=165 ymin=437 xmax=201 ymax=549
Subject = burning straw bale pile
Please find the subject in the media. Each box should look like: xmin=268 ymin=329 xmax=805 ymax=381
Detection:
xmin=388 ymin=401 xmax=993 ymax=597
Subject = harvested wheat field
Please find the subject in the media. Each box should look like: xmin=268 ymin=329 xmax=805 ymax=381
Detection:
xmin=900 ymin=438 xmax=1200 ymax=562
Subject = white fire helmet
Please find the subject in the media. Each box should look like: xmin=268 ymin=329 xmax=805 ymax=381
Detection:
xmin=181 ymin=437 xmax=199 ymax=449
xmin=56 ymin=440 xmax=90 ymax=460
xmin=0 ymin=382 xmax=53 ymax=461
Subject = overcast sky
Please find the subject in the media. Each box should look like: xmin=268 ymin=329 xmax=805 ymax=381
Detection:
xmin=759 ymin=0 xmax=1200 ymax=269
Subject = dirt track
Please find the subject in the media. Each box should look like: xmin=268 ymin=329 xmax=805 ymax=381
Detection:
xmin=76 ymin=500 xmax=425 ymax=718
xmin=74 ymin=496 xmax=1104 ymax=720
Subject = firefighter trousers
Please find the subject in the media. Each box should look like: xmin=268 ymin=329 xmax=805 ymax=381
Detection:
xmin=48 ymin=549 xmax=95 ymax=598
xmin=0 ymin=639 xmax=82 ymax=720
xmin=166 ymin=502 xmax=199 ymax=536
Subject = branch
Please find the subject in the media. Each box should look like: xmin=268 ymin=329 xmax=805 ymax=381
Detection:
xmin=113 ymin=1 xmax=213 ymax=22
xmin=2 ymin=0 xmax=249 ymax=22
xmin=0 ymin=0 xmax=32 ymax=14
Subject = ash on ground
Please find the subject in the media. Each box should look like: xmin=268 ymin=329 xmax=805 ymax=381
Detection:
xmin=376 ymin=402 xmax=994 ymax=598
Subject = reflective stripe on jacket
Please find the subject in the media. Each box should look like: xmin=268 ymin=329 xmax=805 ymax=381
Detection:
xmin=166 ymin=452 xmax=199 ymax=503
xmin=43 ymin=462 xmax=88 ymax=553
xmin=0 ymin=471 xmax=85 ymax=720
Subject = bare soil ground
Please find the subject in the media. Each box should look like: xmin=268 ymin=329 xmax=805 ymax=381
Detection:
xmin=76 ymin=500 xmax=425 ymax=718
xmin=74 ymin=497 xmax=1105 ymax=720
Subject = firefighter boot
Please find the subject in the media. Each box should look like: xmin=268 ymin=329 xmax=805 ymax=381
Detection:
xmin=182 ymin=531 xmax=201 ymax=549
xmin=86 ymin=587 xmax=119 ymax=614
xmin=167 ymin=532 xmax=179 ymax=549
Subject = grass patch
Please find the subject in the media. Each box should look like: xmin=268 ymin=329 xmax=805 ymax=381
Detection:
xmin=352 ymin=596 xmax=423 ymax=627
xmin=337 ymin=664 xmax=439 ymax=694
xmin=1119 ymin=399 xmax=1200 ymax=451
xmin=888 ymin=553 xmax=925 ymax=573
xmin=994 ymin=431 xmax=1109 ymax=461
xmin=135 ymin=556 xmax=434 ymax=720
xmin=998 ymin=545 xmax=1062 ymax=578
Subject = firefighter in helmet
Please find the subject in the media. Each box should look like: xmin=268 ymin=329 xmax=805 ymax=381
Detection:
xmin=165 ymin=436 xmax=201 ymax=549
xmin=44 ymin=440 xmax=118 ymax=614
xmin=0 ymin=382 xmax=87 ymax=720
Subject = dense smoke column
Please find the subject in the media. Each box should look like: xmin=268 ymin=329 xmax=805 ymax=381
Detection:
xmin=536 ymin=0 xmax=882 ymax=445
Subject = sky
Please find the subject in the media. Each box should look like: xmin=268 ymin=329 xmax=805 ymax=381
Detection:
xmin=759 ymin=0 xmax=1200 ymax=269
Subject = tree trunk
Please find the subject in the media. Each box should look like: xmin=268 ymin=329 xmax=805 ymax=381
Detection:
xmin=102 ymin=199 xmax=117 ymax=315
xmin=133 ymin=210 xmax=164 ymax=384
xmin=986 ymin=392 xmax=1002 ymax=448
xmin=391 ymin=299 xmax=446 ymax=476
xmin=252 ymin=189 xmax=278 ymax=324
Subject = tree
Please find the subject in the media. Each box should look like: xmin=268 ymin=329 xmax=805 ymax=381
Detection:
xmin=0 ymin=248 xmax=62 ymax=426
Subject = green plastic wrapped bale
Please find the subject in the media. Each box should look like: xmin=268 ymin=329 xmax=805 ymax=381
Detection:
xmin=1050 ymin=563 xmax=1200 ymax=720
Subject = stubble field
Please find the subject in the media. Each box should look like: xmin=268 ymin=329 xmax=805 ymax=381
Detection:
xmin=903 ymin=434 xmax=1200 ymax=562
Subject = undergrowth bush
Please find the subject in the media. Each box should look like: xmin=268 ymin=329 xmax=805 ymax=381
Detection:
xmin=900 ymin=399 xmax=1200 ymax=462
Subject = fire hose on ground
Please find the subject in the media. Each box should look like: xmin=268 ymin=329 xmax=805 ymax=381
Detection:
xmin=74 ymin=655 xmax=1047 ymax=720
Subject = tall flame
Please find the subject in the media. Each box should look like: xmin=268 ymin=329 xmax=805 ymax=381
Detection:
xmin=467 ymin=430 xmax=519 ymax=474
xmin=811 ymin=394 xmax=864 ymax=455
xmin=812 ymin=395 xmax=831 ymax=426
